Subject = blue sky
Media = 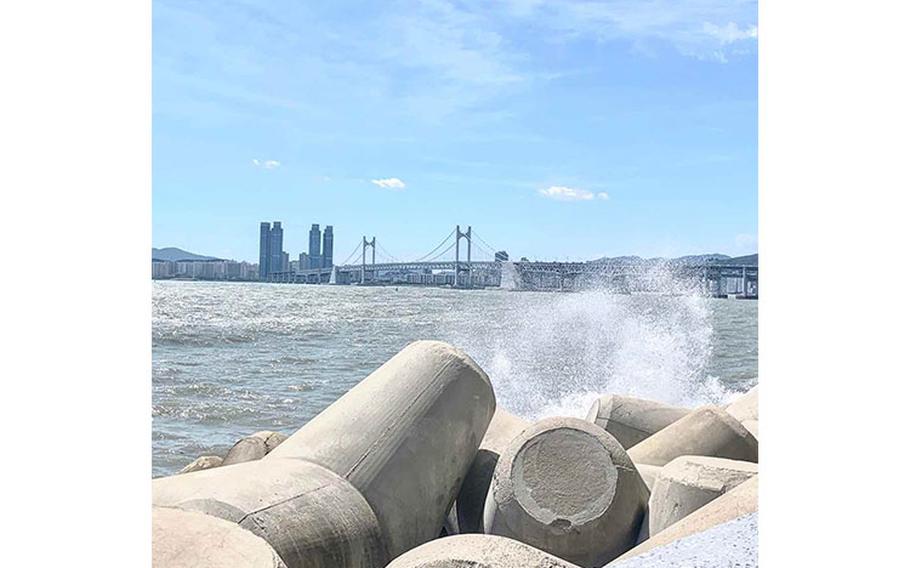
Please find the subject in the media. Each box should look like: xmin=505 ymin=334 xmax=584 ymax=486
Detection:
xmin=153 ymin=0 xmax=757 ymax=263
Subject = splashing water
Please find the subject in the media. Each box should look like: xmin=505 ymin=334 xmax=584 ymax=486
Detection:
xmin=445 ymin=267 xmax=744 ymax=420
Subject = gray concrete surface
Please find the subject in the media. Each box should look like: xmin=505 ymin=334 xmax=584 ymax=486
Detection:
xmin=724 ymin=385 xmax=758 ymax=423
xmin=152 ymin=506 xmax=287 ymax=568
xmin=586 ymin=395 xmax=689 ymax=449
xmin=251 ymin=430 xmax=288 ymax=453
xmin=153 ymin=458 xmax=389 ymax=567
xmin=221 ymin=435 xmax=268 ymax=466
xmin=385 ymin=534 xmax=583 ymax=568
xmin=647 ymin=456 xmax=758 ymax=536
xmin=613 ymin=475 xmax=758 ymax=563
xmin=627 ymin=406 xmax=758 ymax=467
xmin=178 ymin=455 xmax=222 ymax=474
xmin=483 ymin=417 xmax=649 ymax=567
xmin=741 ymin=419 xmax=758 ymax=438
xmin=455 ymin=407 xmax=530 ymax=533
xmin=633 ymin=463 xmax=661 ymax=491
xmin=265 ymin=340 xmax=496 ymax=560
xmin=610 ymin=512 xmax=757 ymax=568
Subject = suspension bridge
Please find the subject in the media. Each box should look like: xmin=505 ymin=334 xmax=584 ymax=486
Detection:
xmin=265 ymin=225 xmax=758 ymax=297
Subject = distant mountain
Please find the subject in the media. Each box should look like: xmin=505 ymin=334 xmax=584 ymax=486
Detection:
xmin=673 ymin=254 xmax=731 ymax=265
xmin=719 ymin=253 xmax=758 ymax=266
xmin=152 ymin=247 xmax=221 ymax=262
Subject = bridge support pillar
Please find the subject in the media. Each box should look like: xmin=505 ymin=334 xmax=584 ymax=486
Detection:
xmin=362 ymin=236 xmax=376 ymax=284
xmin=455 ymin=225 xmax=472 ymax=288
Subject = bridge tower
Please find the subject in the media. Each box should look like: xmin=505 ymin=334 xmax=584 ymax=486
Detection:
xmin=455 ymin=225 xmax=472 ymax=288
xmin=361 ymin=236 xmax=376 ymax=284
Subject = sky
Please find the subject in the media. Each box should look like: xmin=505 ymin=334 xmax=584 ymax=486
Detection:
xmin=153 ymin=0 xmax=757 ymax=263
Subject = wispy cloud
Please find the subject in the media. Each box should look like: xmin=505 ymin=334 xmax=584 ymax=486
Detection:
xmin=539 ymin=185 xmax=609 ymax=202
xmin=251 ymin=159 xmax=280 ymax=170
xmin=371 ymin=177 xmax=407 ymax=190
xmin=503 ymin=0 xmax=758 ymax=62
xmin=702 ymin=22 xmax=757 ymax=44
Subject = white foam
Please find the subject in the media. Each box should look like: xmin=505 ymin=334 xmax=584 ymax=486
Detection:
xmin=452 ymin=268 xmax=747 ymax=420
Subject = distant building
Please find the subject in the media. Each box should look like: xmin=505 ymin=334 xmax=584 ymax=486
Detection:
xmin=495 ymin=250 xmax=509 ymax=262
xmin=152 ymin=260 xmax=176 ymax=279
xmin=322 ymin=225 xmax=334 ymax=267
xmin=258 ymin=222 xmax=270 ymax=279
xmin=258 ymin=221 xmax=286 ymax=277
xmin=269 ymin=222 xmax=284 ymax=275
xmin=281 ymin=251 xmax=289 ymax=272
xmin=298 ymin=252 xmax=309 ymax=270
xmin=290 ymin=260 xmax=299 ymax=272
xmin=308 ymin=224 xmax=322 ymax=268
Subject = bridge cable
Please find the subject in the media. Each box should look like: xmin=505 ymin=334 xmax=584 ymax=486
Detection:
xmin=338 ymin=241 xmax=364 ymax=266
xmin=470 ymin=230 xmax=500 ymax=256
xmin=424 ymin=240 xmax=458 ymax=263
xmin=376 ymin=241 xmax=401 ymax=263
xmin=412 ymin=228 xmax=456 ymax=262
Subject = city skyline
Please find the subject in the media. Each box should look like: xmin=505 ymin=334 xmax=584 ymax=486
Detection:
xmin=153 ymin=1 xmax=757 ymax=262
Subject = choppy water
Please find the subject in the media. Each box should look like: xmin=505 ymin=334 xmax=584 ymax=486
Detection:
xmin=152 ymin=281 xmax=757 ymax=477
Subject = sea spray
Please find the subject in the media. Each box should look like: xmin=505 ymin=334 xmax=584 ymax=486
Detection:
xmin=446 ymin=267 xmax=741 ymax=419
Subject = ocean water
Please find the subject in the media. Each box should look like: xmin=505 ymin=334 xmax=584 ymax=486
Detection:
xmin=152 ymin=281 xmax=757 ymax=477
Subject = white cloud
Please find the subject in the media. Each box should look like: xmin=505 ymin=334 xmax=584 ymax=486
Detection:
xmin=538 ymin=186 xmax=608 ymax=202
xmin=502 ymin=0 xmax=758 ymax=62
xmin=252 ymin=159 xmax=280 ymax=169
xmin=371 ymin=177 xmax=407 ymax=190
xmin=702 ymin=22 xmax=758 ymax=44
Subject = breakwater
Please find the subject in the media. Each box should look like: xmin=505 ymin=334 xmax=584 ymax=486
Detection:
xmin=153 ymin=340 xmax=758 ymax=567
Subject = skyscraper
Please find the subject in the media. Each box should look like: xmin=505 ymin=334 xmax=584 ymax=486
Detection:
xmin=322 ymin=225 xmax=334 ymax=268
xmin=269 ymin=221 xmax=284 ymax=275
xmin=308 ymin=224 xmax=322 ymax=269
xmin=258 ymin=222 xmax=270 ymax=279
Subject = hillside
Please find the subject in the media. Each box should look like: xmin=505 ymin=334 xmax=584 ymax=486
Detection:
xmin=152 ymin=247 xmax=220 ymax=262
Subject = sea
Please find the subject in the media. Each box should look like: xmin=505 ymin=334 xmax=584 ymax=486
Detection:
xmin=152 ymin=281 xmax=757 ymax=477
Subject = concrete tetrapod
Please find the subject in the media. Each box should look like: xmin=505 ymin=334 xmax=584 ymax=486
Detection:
xmin=153 ymin=506 xmax=287 ymax=568
xmin=251 ymin=430 xmax=289 ymax=453
xmin=612 ymin=475 xmax=758 ymax=564
xmin=647 ymin=456 xmax=758 ymax=536
xmin=221 ymin=435 xmax=268 ymax=465
xmin=153 ymin=340 xmax=495 ymax=568
xmin=741 ymin=419 xmax=758 ymax=439
xmin=724 ymin=385 xmax=758 ymax=423
xmin=178 ymin=455 xmax=222 ymax=474
xmin=627 ymin=406 xmax=758 ymax=467
xmin=454 ymin=407 xmax=531 ymax=533
xmin=634 ymin=463 xmax=661 ymax=491
xmin=385 ymin=534 xmax=583 ymax=568
xmin=153 ymin=457 xmax=388 ymax=567
xmin=586 ymin=395 xmax=689 ymax=449
xmin=483 ymin=417 xmax=649 ymax=567
xmin=267 ymin=340 xmax=496 ymax=560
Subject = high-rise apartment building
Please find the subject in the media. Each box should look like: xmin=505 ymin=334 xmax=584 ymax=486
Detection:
xmin=269 ymin=221 xmax=284 ymax=274
xmin=322 ymin=225 xmax=334 ymax=267
xmin=259 ymin=222 xmax=270 ymax=279
xmin=308 ymin=224 xmax=322 ymax=269
xmin=258 ymin=221 xmax=286 ymax=278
